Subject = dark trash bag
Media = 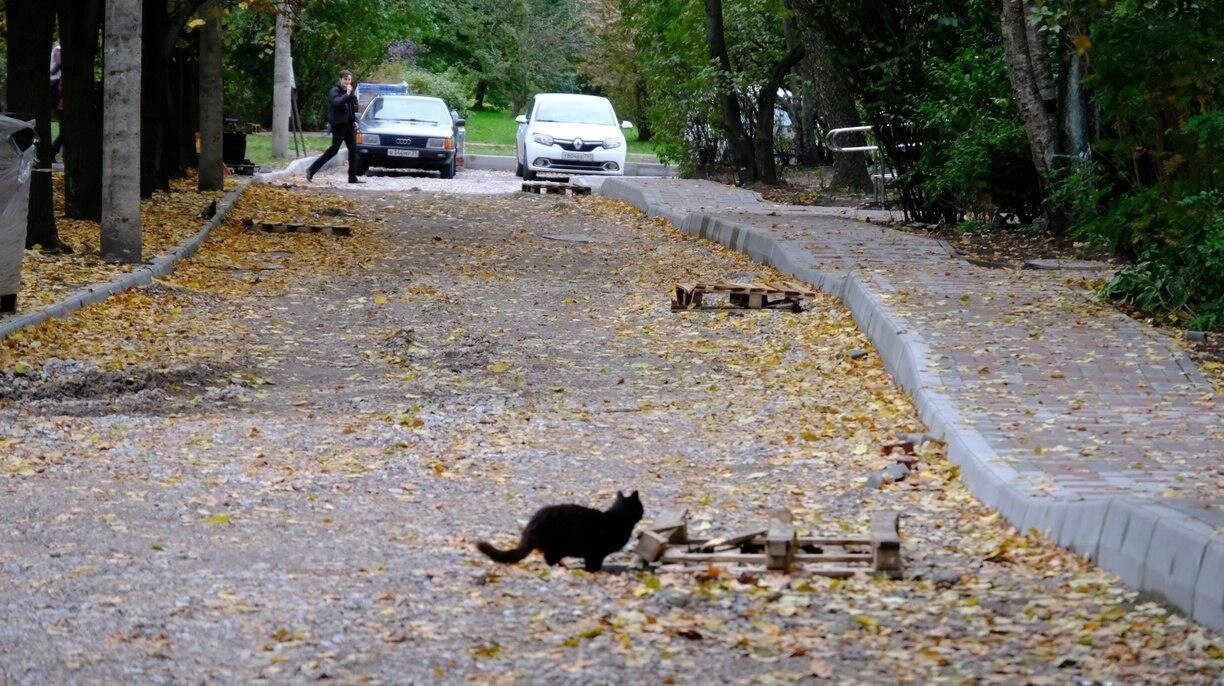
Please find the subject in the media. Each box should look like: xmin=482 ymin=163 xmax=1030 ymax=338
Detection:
xmin=0 ymin=113 xmax=38 ymax=313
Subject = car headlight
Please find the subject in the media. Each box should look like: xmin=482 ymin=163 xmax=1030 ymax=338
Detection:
xmin=602 ymin=138 xmax=623 ymax=149
xmin=427 ymin=138 xmax=446 ymax=149
xmin=359 ymin=133 xmax=380 ymax=146
xmin=532 ymin=133 xmax=555 ymax=146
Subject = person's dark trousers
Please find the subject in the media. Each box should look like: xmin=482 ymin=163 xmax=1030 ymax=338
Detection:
xmin=51 ymin=110 xmax=64 ymax=159
xmin=307 ymin=123 xmax=358 ymax=181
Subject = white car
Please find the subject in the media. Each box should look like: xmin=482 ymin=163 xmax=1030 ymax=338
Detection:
xmin=515 ymin=93 xmax=633 ymax=179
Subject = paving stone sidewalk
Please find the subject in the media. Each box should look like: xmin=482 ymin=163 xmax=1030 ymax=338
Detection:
xmin=594 ymin=176 xmax=1224 ymax=632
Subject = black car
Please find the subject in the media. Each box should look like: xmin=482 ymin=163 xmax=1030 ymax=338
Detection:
xmin=354 ymin=95 xmax=464 ymax=179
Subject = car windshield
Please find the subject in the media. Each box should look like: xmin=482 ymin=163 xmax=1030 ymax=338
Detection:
xmin=534 ymin=99 xmax=616 ymax=126
xmin=365 ymin=98 xmax=449 ymax=124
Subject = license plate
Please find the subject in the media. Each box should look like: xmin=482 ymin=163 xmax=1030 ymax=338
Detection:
xmin=562 ymin=151 xmax=593 ymax=161
xmin=388 ymin=148 xmax=419 ymax=158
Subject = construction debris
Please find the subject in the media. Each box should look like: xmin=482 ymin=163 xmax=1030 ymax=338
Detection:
xmin=636 ymin=509 xmax=902 ymax=578
xmin=672 ymin=280 xmax=818 ymax=311
xmin=521 ymin=182 xmax=591 ymax=196
xmin=245 ymin=218 xmax=352 ymax=236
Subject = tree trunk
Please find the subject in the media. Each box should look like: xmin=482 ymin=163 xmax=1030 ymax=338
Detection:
xmin=102 ymin=0 xmax=142 ymax=263
xmin=1059 ymin=41 xmax=1090 ymax=160
xmin=271 ymin=2 xmax=292 ymax=158
xmin=473 ymin=80 xmax=488 ymax=110
xmin=800 ymin=26 xmax=870 ymax=189
xmin=5 ymin=0 xmax=63 ymax=251
xmin=58 ymin=0 xmax=104 ymax=221
xmin=995 ymin=0 xmax=1058 ymax=180
xmin=140 ymin=2 xmax=169 ymax=198
xmin=198 ymin=1 xmax=224 ymax=191
xmin=704 ymin=0 xmax=754 ymax=185
xmin=753 ymin=43 xmax=804 ymax=185
xmin=633 ymin=78 xmax=652 ymax=142
xmin=168 ymin=45 xmax=196 ymax=175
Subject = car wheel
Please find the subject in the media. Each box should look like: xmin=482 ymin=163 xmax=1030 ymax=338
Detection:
xmin=515 ymin=159 xmax=524 ymax=177
xmin=440 ymin=157 xmax=456 ymax=179
xmin=523 ymin=165 xmax=537 ymax=181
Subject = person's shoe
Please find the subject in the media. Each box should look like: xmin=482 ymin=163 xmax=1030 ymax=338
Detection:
xmin=348 ymin=178 xmax=364 ymax=184
xmin=306 ymin=169 xmax=316 ymax=183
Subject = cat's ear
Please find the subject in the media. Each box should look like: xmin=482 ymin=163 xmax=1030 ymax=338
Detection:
xmin=629 ymin=490 xmax=639 ymax=500
xmin=616 ymin=490 xmax=625 ymax=499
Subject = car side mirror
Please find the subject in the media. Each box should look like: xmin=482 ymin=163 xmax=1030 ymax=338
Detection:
xmin=455 ymin=118 xmax=466 ymax=127
xmin=515 ymin=115 xmax=528 ymax=125
xmin=621 ymin=120 xmax=634 ymax=129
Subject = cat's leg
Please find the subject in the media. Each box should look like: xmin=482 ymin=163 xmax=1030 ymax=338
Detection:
xmin=583 ymin=557 xmax=603 ymax=572
xmin=544 ymin=551 xmax=563 ymax=566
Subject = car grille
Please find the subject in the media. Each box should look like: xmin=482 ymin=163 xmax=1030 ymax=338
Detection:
xmin=542 ymin=159 xmax=610 ymax=171
xmin=390 ymin=136 xmax=425 ymax=147
xmin=556 ymin=139 xmax=603 ymax=152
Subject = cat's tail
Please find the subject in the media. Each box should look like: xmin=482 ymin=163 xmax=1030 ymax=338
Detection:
xmin=476 ymin=540 xmax=532 ymax=564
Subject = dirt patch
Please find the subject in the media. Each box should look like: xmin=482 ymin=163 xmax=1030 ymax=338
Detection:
xmin=0 ymin=359 xmax=238 ymax=415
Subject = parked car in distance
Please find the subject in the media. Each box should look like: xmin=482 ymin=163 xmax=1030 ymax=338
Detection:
xmin=354 ymin=95 xmax=463 ymax=179
xmin=515 ymin=93 xmax=632 ymax=180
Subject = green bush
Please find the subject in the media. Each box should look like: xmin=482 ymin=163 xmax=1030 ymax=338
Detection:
xmin=916 ymin=40 xmax=1041 ymax=224
xmin=368 ymin=62 xmax=472 ymax=116
xmin=1099 ymin=190 xmax=1224 ymax=331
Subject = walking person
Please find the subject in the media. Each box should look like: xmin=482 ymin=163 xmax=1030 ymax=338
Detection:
xmin=306 ymin=69 xmax=362 ymax=183
xmin=50 ymin=41 xmax=64 ymax=161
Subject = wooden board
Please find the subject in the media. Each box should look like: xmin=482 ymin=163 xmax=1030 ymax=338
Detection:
xmin=871 ymin=511 xmax=902 ymax=578
xmin=765 ymin=510 xmax=796 ymax=570
xmin=226 ymin=163 xmax=257 ymax=176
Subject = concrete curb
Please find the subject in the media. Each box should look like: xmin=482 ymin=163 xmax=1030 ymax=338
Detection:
xmin=0 ymin=177 xmax=256 ymax=341
xmin=598 ymin=177 xmax=1223 ymax=632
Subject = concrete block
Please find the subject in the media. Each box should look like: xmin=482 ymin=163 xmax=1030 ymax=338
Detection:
xmin=992 ymin=485 xmax=1030 ymax=530
xmin=1020 ymin=500 xmax=1071 ymax=542
xmin=1055 ymin=498 xmax=1111 ymax=561
xmin=1097 ymin=500 xmax=1163 ymax=588
xmin=1142 ymin=510 xmax=1212 ymax=615
xmin=1192 ymin=538 xmax=1224 ymax=632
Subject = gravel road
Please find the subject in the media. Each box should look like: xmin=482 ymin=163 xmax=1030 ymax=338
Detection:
xmin=0 ymin=180 xmax=1218 ymax=683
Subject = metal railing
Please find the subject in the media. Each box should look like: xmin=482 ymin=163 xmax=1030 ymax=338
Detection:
xmin=824 ymin=125 xmax=894 ymax=204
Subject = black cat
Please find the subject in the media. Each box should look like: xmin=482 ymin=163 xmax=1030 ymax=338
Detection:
xmin=476 ymin=491 xmax=644 ymax=572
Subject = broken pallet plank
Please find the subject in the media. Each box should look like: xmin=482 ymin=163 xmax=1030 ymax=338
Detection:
xmin=520 ymin=182 xmax=591 ymax=196
xmin=636 ymin=530 xmax=671 ymax=563
xmin=690 ymin=528 xmax=768 ymax=553
xmin=765 ymin=510 xmax=796 ymax=571
xmin=871 ymin=511 xmax=902 ymax=577
xmin=247 ymin=219 xmax=352 ymax=236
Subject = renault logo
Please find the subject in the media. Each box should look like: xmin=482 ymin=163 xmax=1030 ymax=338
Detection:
xmin=573 ymin=138 xmax=584 ymax=148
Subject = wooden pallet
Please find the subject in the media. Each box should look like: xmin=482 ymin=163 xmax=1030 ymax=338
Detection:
xmin=636 ymin=509 xmax=902 ymax=578
xmin=245 ymin=218 xmax=352 ymax=236
xmin=226 ymin=163 xmax=257 ymax=176
xmin=672 ymin=280 xmax=818 ymax=311
xmin=521 ymin=181 xmax=591 ymax=196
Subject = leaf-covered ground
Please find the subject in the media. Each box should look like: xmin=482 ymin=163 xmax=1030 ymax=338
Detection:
xmin=0 ymin=183 xmax=1219 ymax=683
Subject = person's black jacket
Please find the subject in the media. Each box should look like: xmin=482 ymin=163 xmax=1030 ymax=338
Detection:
xmin=327 ymin=83 xmax=358 ymax=128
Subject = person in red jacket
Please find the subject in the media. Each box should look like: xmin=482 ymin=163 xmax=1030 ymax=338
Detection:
xmin=306 ymin=69 xmax=362 ymax=183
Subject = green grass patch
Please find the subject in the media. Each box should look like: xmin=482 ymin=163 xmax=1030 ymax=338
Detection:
xmin=244 ymin=132 xmax=333 ymax=169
